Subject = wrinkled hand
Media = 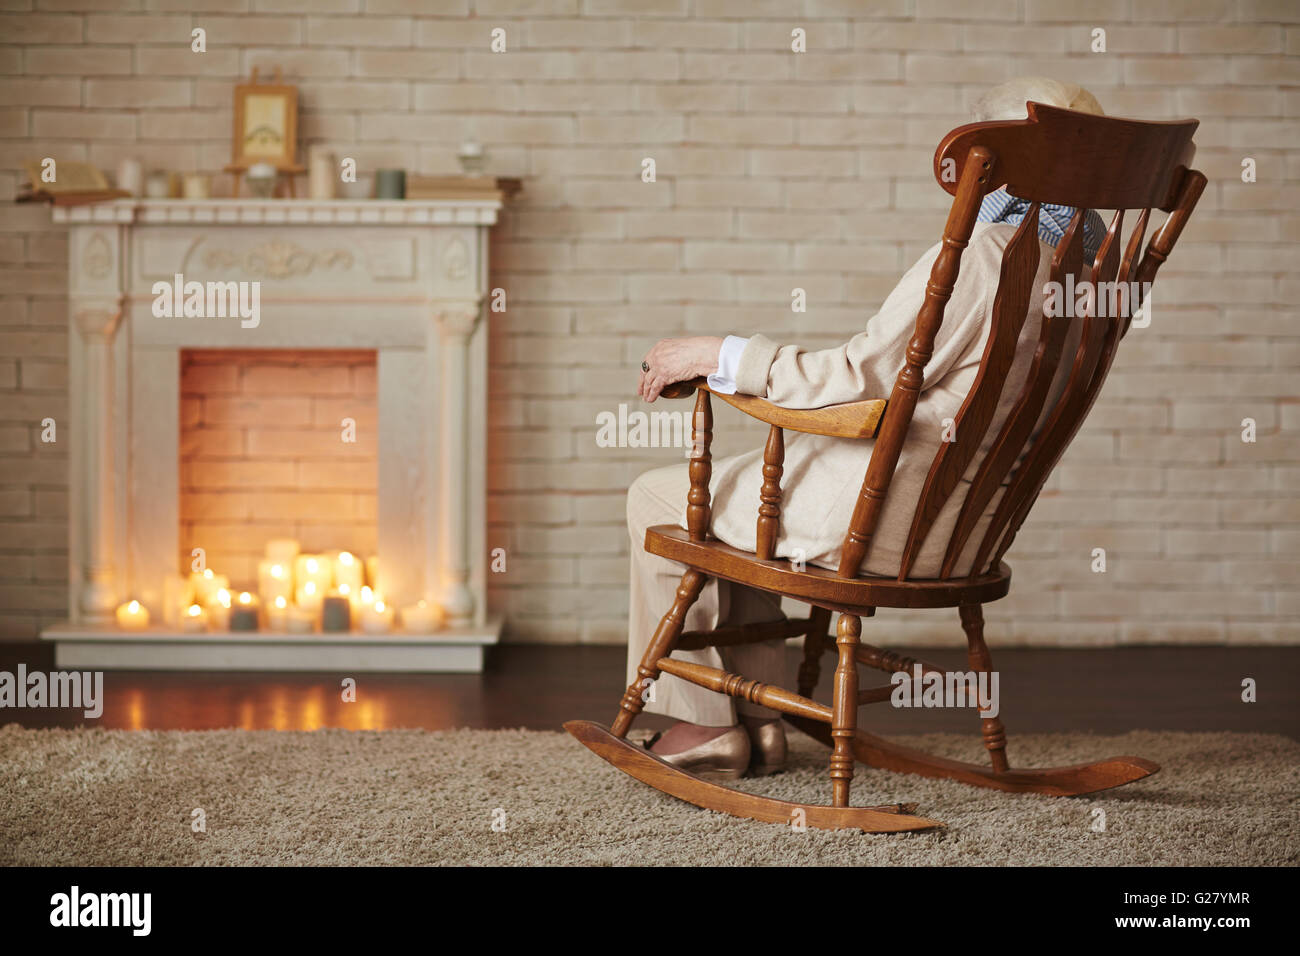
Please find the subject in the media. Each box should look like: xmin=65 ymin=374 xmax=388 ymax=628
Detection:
xmin=637 ymin=336 xmax=723 ymax=403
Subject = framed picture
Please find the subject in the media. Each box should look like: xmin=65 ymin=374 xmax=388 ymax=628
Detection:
xmin=230 ymin=79 xmax=299 ymax=171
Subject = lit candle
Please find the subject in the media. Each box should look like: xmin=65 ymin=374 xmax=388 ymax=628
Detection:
xmin=286 ymin=604 xmax=316 ymax=633
xmin=361 ymin=600 xmax=394 ymax=634
xmin=296 ymin=579 xmax=323 ymax=612
xmin=181 ymin=603 xmax=207 ymax=633
xmin=191 ymin=568 xmax=229 ymax=606
xmin=257 ymin=559 xmax=293 ymax=604
xmin=230 ymin=591 xmax=259 ymax=632
xmin=400 ymin=599 xmax=440 ymax=633
xmin=163 ymin=574 xmax=193 ymax=627
xmin=267 ymin=595 xmax=289 ymax=631
xmin=210 ymin=588 xmax=232 ymax=630
xmin=295 ymin=553 xmax=333 ymax=597
xmin=115 ymin=599 xmax=150 ymax=630
xmin=334 ymin=551 xmax=364 ymax=594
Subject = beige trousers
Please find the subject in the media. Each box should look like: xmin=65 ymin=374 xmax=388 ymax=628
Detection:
xmin=625 ymin=463 xmax=788 ymax=727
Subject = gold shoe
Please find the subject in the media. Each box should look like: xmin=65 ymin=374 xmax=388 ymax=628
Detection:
xmin=644 ymin=726 xmax=751 ymax=781
xmin=746 ymin=720 xmax=787 ymax=776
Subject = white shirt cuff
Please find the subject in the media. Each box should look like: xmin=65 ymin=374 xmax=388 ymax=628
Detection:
xmin=706 ymin=335 xmax=749 ymax=395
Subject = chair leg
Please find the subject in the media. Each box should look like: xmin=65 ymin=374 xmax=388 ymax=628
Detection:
xmin=797 ymin=606 xmax=832 ymax=697
xmin=612 ymin=568 xmax=707 ymax=738
xmin=959 ymin=602 xmax=1009 ymax=773
xmin=829 ymin=613 xmax=860 ymax=807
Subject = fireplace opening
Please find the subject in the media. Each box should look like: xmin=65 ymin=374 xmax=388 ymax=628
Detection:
xmin=174 ymin=348 xmax=390 ymax=631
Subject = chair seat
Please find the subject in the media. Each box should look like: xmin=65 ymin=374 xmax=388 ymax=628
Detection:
xmin=645 ymin=524 xmax=1011 ymax=612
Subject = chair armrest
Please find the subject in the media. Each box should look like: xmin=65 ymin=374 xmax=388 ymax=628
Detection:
xmin=660 ymin=378 xmax=886 ymax=440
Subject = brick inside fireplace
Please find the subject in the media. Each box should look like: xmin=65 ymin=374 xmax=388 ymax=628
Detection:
xmin=178 ymin=349 xmax=378 ymax=590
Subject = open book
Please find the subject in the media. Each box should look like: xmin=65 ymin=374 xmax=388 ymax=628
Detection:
xmin=17 ymin=160 xmax=131 ymax=206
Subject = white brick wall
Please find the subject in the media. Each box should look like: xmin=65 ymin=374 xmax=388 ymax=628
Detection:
xmin=0 ymin=1 xmax=1296 ymax=646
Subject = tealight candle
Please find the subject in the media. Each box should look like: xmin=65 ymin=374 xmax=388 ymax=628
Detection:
xmin=181 ymin=603 xmax=207 ymax=633
xmin=361 ymin=600 xmax=394 ymax=634
xmin=230 ymin=591 xmax=259 ymax=632
xmin=267 ymin=595 xmax=289 ymax=631
xmin=115 ymin=599 xmax=150 ymax=630
xmin=400 ymin=599 xmax=440 ymax=633
xmin=286 ymin=604 xmax=316 ymax=633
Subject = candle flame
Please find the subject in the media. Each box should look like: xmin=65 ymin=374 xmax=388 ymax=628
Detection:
xmin=128 ymin=600 xmax=140 ymax=613
xmin=274 ymin=596 xmax=287 ymax=609
xmin=339 ymin=583 xmax=351 ymax=595
xmin=339 ymin=551 xmax=354 ymax=565
xmin=304 ymin=581 xmax=317 ymax=596
xmin=217 ymin=588 xmax=231 ymax=608
xmin=306 ymin=558 xmax=319 ymax=573
xmin=239 ymin=591 xmax=252 ymax=605
xmin=361 ymin=586 xmax=373 ymax=603
xmin=374 ymin=601 xmax=386 ymax=613
xmin=271 ymin=564 xmax=284 ymax=578
xmin=187 ymin=604 xmax=201 ymax=617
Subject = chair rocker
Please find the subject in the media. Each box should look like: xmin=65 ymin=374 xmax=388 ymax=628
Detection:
xmin=567 ymin=103 xmax=1206 ymax=832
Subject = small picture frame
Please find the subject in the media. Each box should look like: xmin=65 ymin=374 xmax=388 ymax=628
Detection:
xmin=230 ymin=71 xmax=299 ymax=171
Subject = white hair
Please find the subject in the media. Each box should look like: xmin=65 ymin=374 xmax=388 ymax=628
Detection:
xmin=970 ymin=76 xmax=1105 ymax=123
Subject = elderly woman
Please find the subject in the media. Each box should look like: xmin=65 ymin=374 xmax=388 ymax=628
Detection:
xmin=625 ymin=77 xmax=1108 ymax=778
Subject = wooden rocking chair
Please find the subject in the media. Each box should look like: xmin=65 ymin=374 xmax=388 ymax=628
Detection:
xmin=567 ymin=103 xmax=1206 ymax=832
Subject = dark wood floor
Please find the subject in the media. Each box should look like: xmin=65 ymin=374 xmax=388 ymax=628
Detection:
xmin=2 ymin=642 xmax=1296 ymax=738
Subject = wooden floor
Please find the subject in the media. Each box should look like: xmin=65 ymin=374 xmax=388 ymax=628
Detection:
xmin=2 ymin=642 xmax=1297 ymax=738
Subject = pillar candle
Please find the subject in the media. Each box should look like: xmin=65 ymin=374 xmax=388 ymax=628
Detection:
xmin=258 ymin=559 xmax=293 ymax=604
xmin=286 ymin=604 xmax=316 ymax=633
xmin=116 ymin=158 xmax=143 ymax=197
xmin=210 ymin=588 xmax=232 ymax=630
xmin=361 ymin=600 xmax=394 ymax=634
xmin=374 ymin=168 xmax=405 ymax=199
xmin=321 ymin=595 xmax=351 ymax=633
xmin=334 ymin=551 xmax=364 ymax=593
xmin=400 ymin=600 xmax=440 ymax=632
xmin=295 ymin=554 xmax=333 ymax=596
xmin=182 ymin=173 xmax=211 ymax=199
xmin=181 ymin=603 xmax=207 ymax=633
xmin=192 ymin=569 xmax=229 ymax=606
xmin=267 ymin=595 xmax=289 ymax=631
xmin=115 ymin=599 xmax=150 ymax=630
xmin=296 ymin=580 xmax=324 ymax=612
xmin=230 ymin=591 xmax=259 ymax=631
xmin=163 ymin=573 xmax=193 ymax=627
xmin=309 ymin=148 xmax=335 ymax=200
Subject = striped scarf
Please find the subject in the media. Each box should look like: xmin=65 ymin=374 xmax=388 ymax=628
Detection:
xmin=976 ymin=187 xmax=1106 ymax=263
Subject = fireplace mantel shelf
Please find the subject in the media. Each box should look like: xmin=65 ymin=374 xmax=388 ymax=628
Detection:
xmin=53 ymin=197 xmax=501 ymax=227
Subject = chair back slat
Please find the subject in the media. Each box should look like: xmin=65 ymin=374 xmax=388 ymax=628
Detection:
xmin=951 ymin=209 xmax=1087 ymax=578
xmin=897 ymin=205 xmax=1042 ymax=580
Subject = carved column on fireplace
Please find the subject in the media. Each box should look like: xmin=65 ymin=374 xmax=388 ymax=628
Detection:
xmin=69 ymin=225 xmax=126 ymax=621
xmin=435 ymin=301 xmax=482 ymax=624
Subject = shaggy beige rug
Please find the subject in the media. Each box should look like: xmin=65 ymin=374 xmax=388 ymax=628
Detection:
xmin=1 ymin=724 xmax=1296 ymax=866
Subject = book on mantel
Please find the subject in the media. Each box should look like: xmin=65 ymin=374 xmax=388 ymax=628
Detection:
xmin=404 ymin=175 xmax=522 ymax=201
xmin=16 ymin=160 xmax=130 ymax=206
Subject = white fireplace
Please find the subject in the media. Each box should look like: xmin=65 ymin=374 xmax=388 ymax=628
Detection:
xmin=41 ymin=198 xmax=503 ymax=672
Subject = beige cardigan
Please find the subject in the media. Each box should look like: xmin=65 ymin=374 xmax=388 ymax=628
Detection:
xmin=707 ymin=222 xmax=1074 ymax=579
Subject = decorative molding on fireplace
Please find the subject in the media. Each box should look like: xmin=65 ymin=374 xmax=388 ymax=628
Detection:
xmin=45 ymin=198 xmax=505 ymax=671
